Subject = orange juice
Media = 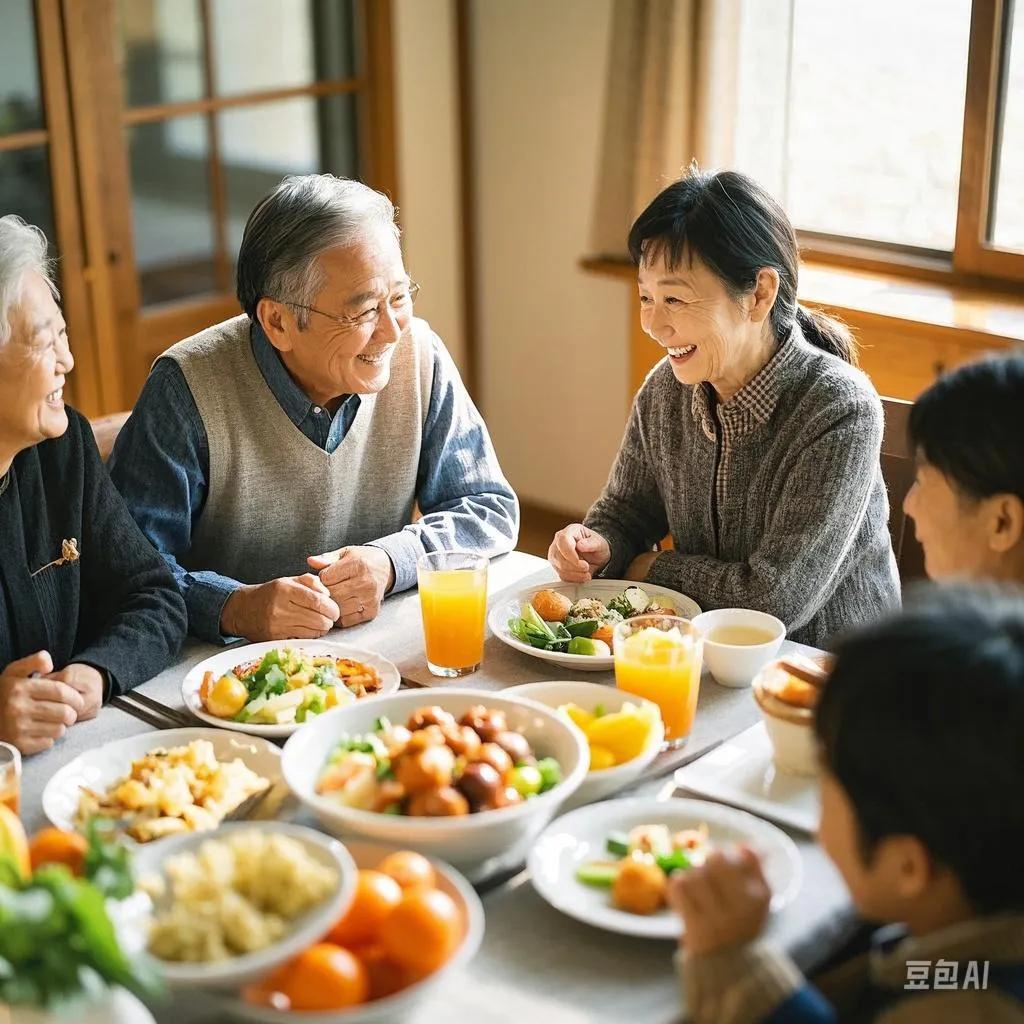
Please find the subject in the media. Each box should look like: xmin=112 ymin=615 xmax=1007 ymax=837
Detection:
xmin=0 ymin=742 xmax=20 ymax=816
xmin=417 ymin=555 xmax=488 ymax=676
xmin=614 ymin=621 xmax=702 ymax=743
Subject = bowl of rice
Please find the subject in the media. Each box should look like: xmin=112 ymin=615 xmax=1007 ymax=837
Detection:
xmin=133 ymin=822 xmax=356 ymax=989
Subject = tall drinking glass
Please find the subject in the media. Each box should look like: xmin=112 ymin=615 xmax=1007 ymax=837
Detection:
xmin=0 ymin=742 xmax=21 ymax=816
xmin=613 ymin=615 xmax=703 ymax=748
xmin=417 ymin=551 xmax=489 ymax=677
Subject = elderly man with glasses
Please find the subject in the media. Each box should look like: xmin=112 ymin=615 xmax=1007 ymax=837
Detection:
xmin=109 ymin=175 xmax=519 ymax=643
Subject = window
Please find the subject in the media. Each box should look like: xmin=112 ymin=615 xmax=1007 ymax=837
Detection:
xmin=725 ymin=0 xmax=1024 ymax=282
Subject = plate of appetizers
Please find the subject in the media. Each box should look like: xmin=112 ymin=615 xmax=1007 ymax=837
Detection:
xmin=528 ymin=796 xmax=802 ymax=938
xmin=490 ymin=581 xmax=701 ymax=671
xmin=182 ymin=641 xmax=401 ymax=738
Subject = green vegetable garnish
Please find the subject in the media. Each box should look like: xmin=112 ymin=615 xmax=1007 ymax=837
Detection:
xmin=655 ymin=849 xmax=692 ymax=874
xmin=575 ymin=862 xmax=618 ymax=887
xmin=509 ymin=764 xmax=542 ymax=798
xmin=605 ymin=832 xmax=630 ymax=858
xmin=535 ymin=757 xmax=563 ymax=793
xmin=0 ymin=832 xmax=160 ymax=1009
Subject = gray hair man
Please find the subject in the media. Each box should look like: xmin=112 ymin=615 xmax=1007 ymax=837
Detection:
xmin=109 ymin=175 xmax=519 ymax=642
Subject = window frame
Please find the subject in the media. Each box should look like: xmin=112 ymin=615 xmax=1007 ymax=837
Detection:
xmin=796 ymin=0 xmax=1024 ymax=286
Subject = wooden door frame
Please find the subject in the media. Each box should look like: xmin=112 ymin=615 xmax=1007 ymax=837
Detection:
xmin=61 ymin=0 xmax=138 ymax=413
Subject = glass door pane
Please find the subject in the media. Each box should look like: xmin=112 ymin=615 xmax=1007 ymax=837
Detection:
xmin=0 ymin=0 xmax=45 ymax=132
xmin=220 ymin=93 xmax=358 ymax=256
xmin=991 ymin=1 xmax=1024 ymax=252
xmin=118 ymin=0 xmax=205 ymax=108
xmin=212 ymin=0 xmax=355 ymax=95
xmin=128 ymin=115 xmax=219 ymax=304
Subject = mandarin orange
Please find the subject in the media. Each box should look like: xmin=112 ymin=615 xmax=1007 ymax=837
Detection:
xmin=28 ymin=827 xmax=88 ymax=875
xmin=376 ymin=850 xmax=436 ymax=891
xmin=379 ymin=888 xmax=461 ymax=974
xmin=267 ymin=944 xmax=368 ymax=1011
xmin=327 ymin=869 xmax=403 ymax=947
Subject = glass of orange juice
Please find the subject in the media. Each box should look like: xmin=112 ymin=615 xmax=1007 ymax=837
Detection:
xmin=417 ymin=551 xmax=489 ymax=677
xmin=0 ymin=742 xmax=21 ymax=816
xmin=613 ymin=615 xmax=703 ymax=748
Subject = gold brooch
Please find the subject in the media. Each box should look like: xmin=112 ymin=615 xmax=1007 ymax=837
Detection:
xmin=31 ymin=538 xmax=80 ymax=577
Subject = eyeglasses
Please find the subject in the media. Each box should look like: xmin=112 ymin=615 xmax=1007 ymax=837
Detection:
xmin=276 ymin=281 xmax=420 ymax=333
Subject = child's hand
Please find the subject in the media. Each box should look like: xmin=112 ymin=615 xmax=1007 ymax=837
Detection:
xmin=667 ymin=845 xmax=771 ymax=956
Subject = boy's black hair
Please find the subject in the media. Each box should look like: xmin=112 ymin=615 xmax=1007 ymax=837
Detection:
xmin=815 ymin=583 xmax=1024 ymax=913
xmin=908 ymin=354 xmax=1024 ymax=502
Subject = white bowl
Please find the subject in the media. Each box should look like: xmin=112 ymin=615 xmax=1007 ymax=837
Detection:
xmin=529 ymin=796 xmax=803 ymax=939
xmin=182 ymin=640 xmax=401 ymax=738
xmin=219 ymin=840 xmax=485 ymax=1023
xmin=505 ymin=681 xmax=664 ymax=809
xmin=489 ymin=580 xmax=701 ymax=672
xmin=690 ymin=609 xmax=786 ymax=688
xmin=281 ymin=689 xmax=588 ymax=880
xmin=133 ymin=822 xmax=357 ymax=990
xmin=42 ymin=728 xmax=285 ymax=838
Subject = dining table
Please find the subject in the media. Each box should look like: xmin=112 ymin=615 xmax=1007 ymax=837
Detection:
xmin=18 ymin=550 xmax=858 ymax=1023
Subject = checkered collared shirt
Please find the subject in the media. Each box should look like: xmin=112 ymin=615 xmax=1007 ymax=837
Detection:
xmin=690 ymin=337 xmax=802 ymax=512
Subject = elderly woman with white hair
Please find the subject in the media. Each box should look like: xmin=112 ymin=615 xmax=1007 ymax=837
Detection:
xmin=109 ymin=174 xmax=519 ymax=643
xmin=0 ymin=216 xmax=186 ymax=755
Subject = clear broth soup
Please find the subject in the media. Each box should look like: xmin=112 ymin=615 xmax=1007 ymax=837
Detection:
xmin=707 ymin=624 xmax=776 ymax=646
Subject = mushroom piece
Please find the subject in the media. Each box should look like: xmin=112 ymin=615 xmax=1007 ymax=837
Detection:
xmin=455 ymin=761 xmax=504 ymax=811
xmin=471 ymin=742 xmax=513 ymax=777
xmin=408 ymin=706 xmax=458 ymax=732
xmin=459 ymin=706 xmax=508 ymax=743
xmin=406 ymin=786 xmax=470 ymax=817
xmin=394 ymin=742 xmax=456 ymax=793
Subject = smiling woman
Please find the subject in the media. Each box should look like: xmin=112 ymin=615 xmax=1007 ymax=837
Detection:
xmin=548 ymin=169 xmax=901 ymax=647
xmin=0 ymin=215 xmax=186 ymax=757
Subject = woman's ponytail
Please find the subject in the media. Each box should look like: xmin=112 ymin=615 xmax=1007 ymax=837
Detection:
xmin=795 ymin=305 xmax=857 ymax=366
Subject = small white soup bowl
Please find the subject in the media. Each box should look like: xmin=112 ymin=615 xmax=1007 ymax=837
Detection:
xmin=690 ymin=609 xmax=786 ymax=688
xmin=505 ymin=681 xmax=665 ymax=809
xmin=281 ymin=688 xmax=588 ymax=881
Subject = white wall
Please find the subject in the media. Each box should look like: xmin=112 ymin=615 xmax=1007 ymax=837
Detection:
xmin=469 ymin=0 xmax=630 ymax=514
xmin=392 ymin=0 xmax=467 ymax=371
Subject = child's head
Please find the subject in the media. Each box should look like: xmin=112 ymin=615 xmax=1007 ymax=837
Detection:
xmin=904 ymin=354 xmax=1024 ymax=582
xmin=814 ymin=584 xmax=1024 ymax=927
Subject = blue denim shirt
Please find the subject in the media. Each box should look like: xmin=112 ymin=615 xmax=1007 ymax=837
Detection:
xmin=108 ymin=322 xmax=519 ymax=642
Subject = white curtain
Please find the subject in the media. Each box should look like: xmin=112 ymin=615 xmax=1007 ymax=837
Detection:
xmin=589 ymin=0 xmax=793 ymax=256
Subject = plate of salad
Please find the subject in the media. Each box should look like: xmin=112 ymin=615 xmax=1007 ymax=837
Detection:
xmin=181 ymin=640 xmax=401 ymax=738
xmin=489 ymin=580 xmax=701 ymax=672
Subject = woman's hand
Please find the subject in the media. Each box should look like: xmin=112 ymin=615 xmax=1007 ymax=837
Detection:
xmin=668 ymin=846 xmax=771 ymax=956
xmin=0 ymin=651 xmax=84 ymax=755
xmin=47 ymin=663 xmax=105 ymax=721
xmin=548 ymin=524 xmax=611 ymax=583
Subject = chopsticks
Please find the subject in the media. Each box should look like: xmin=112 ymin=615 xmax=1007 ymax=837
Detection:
xmin=109 ymin=691 xmax=194 ymax=730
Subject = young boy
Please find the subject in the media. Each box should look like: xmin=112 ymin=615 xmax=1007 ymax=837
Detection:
xmin=671 ymin=585 xmax=1024 ymax=1023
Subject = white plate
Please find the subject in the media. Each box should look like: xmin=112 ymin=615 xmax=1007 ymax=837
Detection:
xmin=181 ymin=640 xmax=401 ymax=738
xmin=42 ymin=727 xmax=284 ymax=838
xmin=133 ymin=822 xmax=356 ymax=990
xmin=528 ymin=796 xmax=802 ymax=939
xmin=489 ymin=580 xmax=701 ymax=672
xmin=673 ymin=723 xmax=820 ymax=834
xmin=219 ymin=839 xmax=485 ymax=1023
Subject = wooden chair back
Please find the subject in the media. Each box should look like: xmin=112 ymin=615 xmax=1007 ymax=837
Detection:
xmin=880 ymin=397 xmax=926 ymax=583
xmin=89 ymin=411 xmax=131 ymax=463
